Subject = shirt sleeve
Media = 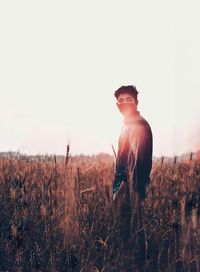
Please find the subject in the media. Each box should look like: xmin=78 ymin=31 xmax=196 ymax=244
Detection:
xmin=112 ymin=129 xmax=130 ymax=194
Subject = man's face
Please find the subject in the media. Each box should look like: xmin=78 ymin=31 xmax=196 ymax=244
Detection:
xmin=116 ymin=92 xmax=137 ymax=117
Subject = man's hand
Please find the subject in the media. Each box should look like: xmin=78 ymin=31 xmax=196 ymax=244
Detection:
xmin=112 ymin=181 xmax=128 ymax=206
xmin=113 ymin=192 xmax=117 ymax=202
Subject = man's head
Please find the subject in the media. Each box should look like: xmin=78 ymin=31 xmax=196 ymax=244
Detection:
xmin=114 ymin=85 xmax=138 ymax=117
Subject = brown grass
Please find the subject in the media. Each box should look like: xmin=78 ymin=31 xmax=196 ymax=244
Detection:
xmin=0 ymin=151 xmax=200 ymax=271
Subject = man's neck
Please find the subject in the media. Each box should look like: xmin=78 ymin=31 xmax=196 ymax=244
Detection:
xmin=123 ymin=110 xmax=140 ymax=124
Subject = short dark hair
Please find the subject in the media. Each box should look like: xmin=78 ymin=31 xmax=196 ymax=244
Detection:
xmin=114 ymin=85 xmax=138 ymax=102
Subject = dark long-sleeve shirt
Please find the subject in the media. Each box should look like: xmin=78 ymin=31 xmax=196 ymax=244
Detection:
xmin=112 ymin=111 xmax=153 ymax=199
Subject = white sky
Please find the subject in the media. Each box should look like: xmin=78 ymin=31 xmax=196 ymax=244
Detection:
xmin=0 ymin=1 xmax=200 ymax=157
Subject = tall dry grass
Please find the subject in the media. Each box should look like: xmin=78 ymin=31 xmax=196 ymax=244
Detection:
xmin=0 ymin=151 xmax=200 ymax=271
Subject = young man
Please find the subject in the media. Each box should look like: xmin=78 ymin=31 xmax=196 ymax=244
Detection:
xmin=112 ymin=85 xmax=153 ymax=268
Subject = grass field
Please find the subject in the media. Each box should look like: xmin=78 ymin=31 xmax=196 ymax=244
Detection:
xmin=0 ymin=150 xmax=200 ymax=271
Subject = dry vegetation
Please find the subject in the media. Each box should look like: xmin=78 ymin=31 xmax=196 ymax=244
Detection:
xmin=0 ymin=150 xmax=200 ymax=271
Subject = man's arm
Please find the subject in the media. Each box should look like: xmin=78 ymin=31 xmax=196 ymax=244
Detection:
xmin=112 ymin=130 xmax=130 ymax=195
xmin=112 ymin=153 xmax=129 ymax=194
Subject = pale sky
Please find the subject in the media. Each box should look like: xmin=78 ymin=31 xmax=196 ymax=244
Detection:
xmin=0 ymin=1 xmax=200 ymax=157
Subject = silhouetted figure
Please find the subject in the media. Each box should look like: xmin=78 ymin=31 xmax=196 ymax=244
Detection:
xmin=112 ymin=85 xmax=153 ymax=271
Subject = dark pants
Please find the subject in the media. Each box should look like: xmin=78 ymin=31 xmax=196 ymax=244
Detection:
xmin=113 ymin=182 xmax=146 ymax=270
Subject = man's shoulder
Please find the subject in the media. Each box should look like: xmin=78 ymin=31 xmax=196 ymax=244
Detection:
xmin=135 ymin=115 xmax=152 ymax=131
